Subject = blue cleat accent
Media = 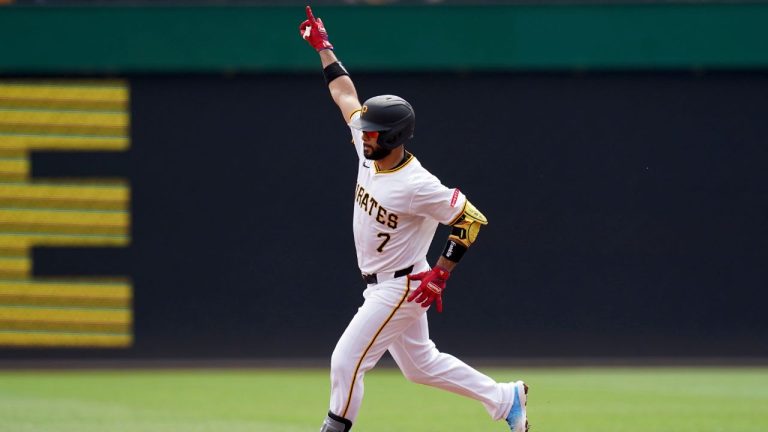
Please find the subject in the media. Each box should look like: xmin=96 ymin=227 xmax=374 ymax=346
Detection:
xmin=505 ymin=381 xmax=528 ymax=432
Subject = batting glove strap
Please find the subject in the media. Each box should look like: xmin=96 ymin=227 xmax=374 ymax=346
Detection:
xmin=407 ymin=266 xmax=451 ymax=312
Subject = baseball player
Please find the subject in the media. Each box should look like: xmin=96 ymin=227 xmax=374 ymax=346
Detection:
xmin=299 ymin=6 xmax=528 ymax=432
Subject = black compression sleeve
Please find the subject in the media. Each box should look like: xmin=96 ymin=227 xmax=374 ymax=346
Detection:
xmin=323 ymin=61 xmax=349 ymax=85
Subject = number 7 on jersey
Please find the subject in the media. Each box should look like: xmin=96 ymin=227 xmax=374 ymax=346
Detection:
xmin=376 ymin=233 xmax=391 ymax=253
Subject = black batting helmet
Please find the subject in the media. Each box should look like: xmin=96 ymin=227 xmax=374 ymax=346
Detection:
xmin=350 ymin=95 xmax=415 ymax=149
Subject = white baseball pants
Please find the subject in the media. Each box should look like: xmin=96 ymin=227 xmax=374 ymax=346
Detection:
xmin=328 ymin=272 xmax=515 ymax=423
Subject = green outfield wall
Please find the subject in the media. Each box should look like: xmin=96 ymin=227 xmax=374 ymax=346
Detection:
xmin=2 ymin=3 xmax=768 ymax=73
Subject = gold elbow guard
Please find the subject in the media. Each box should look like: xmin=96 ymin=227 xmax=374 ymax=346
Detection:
xmin=448 ymin=200 xmax=488 ymax=247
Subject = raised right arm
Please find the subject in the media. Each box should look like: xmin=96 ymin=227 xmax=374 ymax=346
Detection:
xmin=300 ymin=6 xmax=361 ymax=123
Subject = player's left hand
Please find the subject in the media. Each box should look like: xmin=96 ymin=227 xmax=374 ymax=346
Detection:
xmin=407 ymin=266 xmax=451 ymax=312
xmin=299 ymin=5 xmax=334 ymax=52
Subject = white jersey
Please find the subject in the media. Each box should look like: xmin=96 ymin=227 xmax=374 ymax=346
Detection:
xmin=349 ymin=112 xmax=466 ymax=275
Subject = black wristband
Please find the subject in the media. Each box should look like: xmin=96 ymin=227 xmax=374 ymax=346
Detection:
xmin=442 ymin=239 xmax=468 ymax=263
xmin=323 ymin=61 xmax=350 ymax=85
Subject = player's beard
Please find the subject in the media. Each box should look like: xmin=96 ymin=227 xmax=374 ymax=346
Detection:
xmin=364 ymin=145 xmax=392 ymax=161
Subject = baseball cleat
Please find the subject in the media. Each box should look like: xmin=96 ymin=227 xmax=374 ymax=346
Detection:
xmin=505 ymin=380 xmax=529 ymax=432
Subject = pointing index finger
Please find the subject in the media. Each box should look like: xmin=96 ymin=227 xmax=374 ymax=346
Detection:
xmin=306 ymin=5 xmax=316 ymax=23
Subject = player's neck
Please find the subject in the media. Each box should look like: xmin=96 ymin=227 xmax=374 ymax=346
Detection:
xmin=374 ymin=146 xmax=406 ymax=171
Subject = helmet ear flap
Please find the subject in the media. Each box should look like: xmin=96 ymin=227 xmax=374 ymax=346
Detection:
xmin=381 ymin=130 xmax=401 ymax=149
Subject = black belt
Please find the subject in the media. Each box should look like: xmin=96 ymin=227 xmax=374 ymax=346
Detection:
xmin=362 ymin=265 xmax=414 ymax=285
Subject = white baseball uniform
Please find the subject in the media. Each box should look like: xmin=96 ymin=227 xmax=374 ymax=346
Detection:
xmin=327 ymin=111 xmax=516 ymax=423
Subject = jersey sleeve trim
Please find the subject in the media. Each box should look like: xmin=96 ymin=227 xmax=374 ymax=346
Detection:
xmin=348 ymin=109 xmax=362 ymax=123
xmin=349 ymin=111 xmax=364 ymax=158
xmin=447 ymin=199 xmax=468 ymax=226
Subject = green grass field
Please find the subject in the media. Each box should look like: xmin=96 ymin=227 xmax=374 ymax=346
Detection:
xmin=1 ymin=367 xmax=766 ymax=432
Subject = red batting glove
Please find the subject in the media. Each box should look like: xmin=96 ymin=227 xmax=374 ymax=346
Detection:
xmin=407 ymin=266 xmax=451 ymax=313
xmin=299 ymin=6 xmax=334 ymax=52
